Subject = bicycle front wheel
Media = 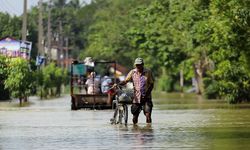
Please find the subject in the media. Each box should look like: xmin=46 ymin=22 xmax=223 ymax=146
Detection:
xmin=110 ymin=104 xmax=119 ymax=124
xmin=123 ymin=104 xmax=128 ymax=125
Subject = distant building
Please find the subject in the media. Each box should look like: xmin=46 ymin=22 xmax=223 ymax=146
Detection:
xmin=44 ymin=37 xmax=72 ymax=69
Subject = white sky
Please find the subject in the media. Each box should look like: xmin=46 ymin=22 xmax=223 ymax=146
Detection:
xmin=0 ymin=0 xmax=91 ymax=16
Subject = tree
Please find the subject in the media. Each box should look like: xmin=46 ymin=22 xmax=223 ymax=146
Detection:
xmin=0 ymin=12 xmax=22 ymax=39
xmin=81 ymin=0 xmax=151 ymax=67
xmin=204 ymin=0 xmax=250 ymax=103
xmin=4 ymin=58 xmax=34 ymax=105
xmin=37 ymin=62 xmax=68 ymax=99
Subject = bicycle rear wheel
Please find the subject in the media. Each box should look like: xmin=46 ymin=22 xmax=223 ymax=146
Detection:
xmin=118 ymin=106 xmax=123 ymax=124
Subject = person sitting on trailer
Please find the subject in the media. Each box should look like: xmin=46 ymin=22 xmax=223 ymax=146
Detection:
xmin=85 ymin=72 xmax=100 ymax=94
xmin=77 ymin=75 xmax=86 ymax=93
xmin=101 ymin=75 xmax=113 ymax=94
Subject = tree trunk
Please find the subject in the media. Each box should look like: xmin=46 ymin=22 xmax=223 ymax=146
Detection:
xmin=196 ymin=72 xmax=204 ymax=95
xmin=24 ymin=96 xmax=28 ymax=102
xmin=194 ymin=62 xmax=204 ymax=95
xmin=19 ymin=97 xmax=23 ymax=106
xmin=180 ymin=69 xmax=184 ymax=93
xmin=193 ymin=50 xmax=212 ymax=95
xmin=40 ymin=87 xmax=43 ymax=99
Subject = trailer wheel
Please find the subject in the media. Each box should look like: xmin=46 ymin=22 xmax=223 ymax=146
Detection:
xmin=71 ymin=97 xmax=77 ymax=110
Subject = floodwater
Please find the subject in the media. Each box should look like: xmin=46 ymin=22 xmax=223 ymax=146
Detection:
xmin=1 ymin=94 xmax=250 ymax=150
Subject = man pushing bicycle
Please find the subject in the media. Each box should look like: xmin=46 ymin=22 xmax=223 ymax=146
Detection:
xmin=115 ymin=57 xmax=154 ymax=124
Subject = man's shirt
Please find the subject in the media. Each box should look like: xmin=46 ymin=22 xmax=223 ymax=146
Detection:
xmin=125 ymin=68 xmax=154 ymax=103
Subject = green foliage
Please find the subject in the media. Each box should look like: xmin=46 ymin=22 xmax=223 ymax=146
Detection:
xmin=4 ymin=58 xmax=34 ymax=99
xmin=37 ymin=63 xmax=68 ymax=98
xmin=0 ymin=55 xmax=10 ymax=100
xmin=0 ymin=13 xmax=21 ymax=38
xmin=0 ymin=55 xmax=8 ymax=80
xmin=205 ymin=0 xmax=250 ymax=103
xmin=203 ymin=77 xmax=220 ymax=99
xmin=212 ymin=61 xmax=250 ymax=103
xmin=157 ymin=75 xmax=175 ymax=92
xmin=81 ymin=0 xmax=151 ymax=67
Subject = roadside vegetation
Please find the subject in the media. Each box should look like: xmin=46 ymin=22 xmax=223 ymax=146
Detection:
xmin=0 ymin=56 xmax=68 ymax=105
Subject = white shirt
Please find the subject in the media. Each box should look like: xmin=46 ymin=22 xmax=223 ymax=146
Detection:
xmin=85 ymin=78 xmax=100 ymax=94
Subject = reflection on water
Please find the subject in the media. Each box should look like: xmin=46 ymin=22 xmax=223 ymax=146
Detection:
xmin=0 ymin=95 xmax=250 ymax=149
xmin=118 ymin=124 xmax=154 ymax=149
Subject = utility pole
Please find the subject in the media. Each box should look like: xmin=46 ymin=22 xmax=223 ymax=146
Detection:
xmin=22 ymin=0 xmax=27 ymax=41
xmin=59 ymin=20 xmax=64 ymax=68
xmin=47 ymin=0 xmax=52 ymax=63
xmin=180 ymin=69 xmax=184 ymax=92
xmin=21 ymin=0 xmax=28 ymax=103
xmin=65 ymin=37 xmax=69 ymax=69
xmin=38 ymin=0 xmax=44 ymax=57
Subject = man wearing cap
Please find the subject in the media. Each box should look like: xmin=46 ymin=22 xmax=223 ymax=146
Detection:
xmin=118 ymin=57 xmax=154 ymax=124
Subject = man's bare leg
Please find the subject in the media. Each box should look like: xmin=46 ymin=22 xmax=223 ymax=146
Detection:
xmin=133 ymin=114 xmax=139 ymax=124
xmin=145 ymin=112 xmax=152 ymax=123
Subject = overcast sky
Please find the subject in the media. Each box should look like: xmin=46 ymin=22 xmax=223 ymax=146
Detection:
xmin=0 ymin=0 xmax=91 ymax=16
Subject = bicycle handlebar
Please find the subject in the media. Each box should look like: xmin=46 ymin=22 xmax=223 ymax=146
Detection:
xmin=108 ymin=83 xmax=123 ymax=91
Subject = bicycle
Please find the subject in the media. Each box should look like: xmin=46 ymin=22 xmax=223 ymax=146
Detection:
xmin=110 ymin=85 xmax=133 ymax=125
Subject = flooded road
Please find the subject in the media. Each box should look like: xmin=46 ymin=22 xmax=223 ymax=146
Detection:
xmin=1 ymin=95 xmax=250 ymax=149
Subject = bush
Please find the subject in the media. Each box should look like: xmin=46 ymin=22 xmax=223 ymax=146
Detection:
xmin=37 ymin=63 xmax=68 ymax=99
xmin=203 ymin=78 xmax=220 ymax=99
xmin=0 ymin=55 xmax=10 ymax=100
xmin=157 ymin=75 xmax=175 ymax=92
xmin=207 ymin=60 xmax=250 ymax=103
xmin=4 ymin=58 xmax=35 ymax=104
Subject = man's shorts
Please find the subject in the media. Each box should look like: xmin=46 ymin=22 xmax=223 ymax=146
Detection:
xmin=131 ymin=100 xmax=153 ymax=116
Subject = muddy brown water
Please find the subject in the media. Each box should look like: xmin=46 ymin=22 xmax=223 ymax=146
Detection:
xmin=1 ymin=94 xmax=250 ymax=149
